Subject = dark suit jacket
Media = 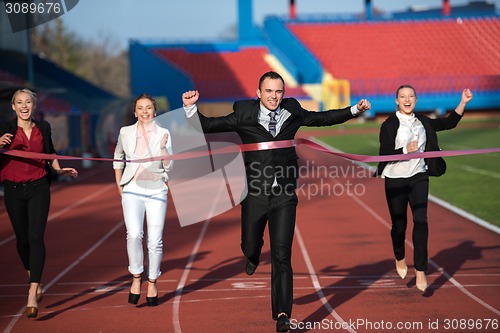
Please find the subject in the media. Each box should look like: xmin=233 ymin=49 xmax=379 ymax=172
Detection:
xmin=0 ymin=119 xmax=57 ymax=182
xmin=376 ymin=111 xmax=463 ymax=177
xmin=196 ymin=98 xmax=356 ymax=192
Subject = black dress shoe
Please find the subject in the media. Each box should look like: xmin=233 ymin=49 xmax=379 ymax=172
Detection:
xmin=245 ymin=259 xmax=258 ymax=276
xmin=276 ymin=314 xmax=291 ymax=332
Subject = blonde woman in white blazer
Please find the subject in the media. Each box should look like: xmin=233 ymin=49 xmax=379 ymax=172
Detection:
xmin=113 ymin=93 xmax=173 ymax=307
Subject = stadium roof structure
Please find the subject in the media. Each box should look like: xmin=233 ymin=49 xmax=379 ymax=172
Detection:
xmin=130 ymin=0 xmax=499 ymax=115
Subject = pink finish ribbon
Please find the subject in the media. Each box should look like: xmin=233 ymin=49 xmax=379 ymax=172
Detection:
xmin=1 ymin=138 xmax=499 ymax=163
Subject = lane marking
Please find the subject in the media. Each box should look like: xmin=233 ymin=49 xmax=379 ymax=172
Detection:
xmin=231 ymin=281 xmax=267 ymax=289
xmin=441 ymin=142 xmax=500 ymax=154
xmin=306 ymin=137 xmax=500 ymax=317
xmin=428 ymin=259 xmax=500 ymax=316
xmin=172 ymin=181 xmax=231 ymax=333
xmin=428 ymin=194 xmax=500 ymax=234
xmin=171 ymin=219 xmax=210 ymax=333
xmin=3 ymin=220 xmax=123 ymax=333
xmin=295 ymin=225 xmax=357 ymax=333
xmin=55 ymin=279 xmax=178 ymax=285
xmin=460 ymin=164 xmax=500 ymax=179
xmin=346 ymin=176 xmax=500 ymax=316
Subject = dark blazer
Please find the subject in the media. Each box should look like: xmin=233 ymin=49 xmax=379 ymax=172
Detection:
xmin=0 ymin=119 xmax=57 ymax=182
xmin=376 ymin=111 xmax=463 ymax=177
xmin=196 ymin=98 xmax=356 ymax=192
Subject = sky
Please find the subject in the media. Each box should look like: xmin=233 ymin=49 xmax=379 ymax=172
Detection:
xmin=61 ymin=0 xmax=499 ymax=49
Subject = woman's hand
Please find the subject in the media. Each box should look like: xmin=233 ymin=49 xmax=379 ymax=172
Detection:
xmin=56 ymin=168 xmax=78 ymax=178
xmin=160 ymin=133 xmax=169 ymax=151
xmin=0 ymin=133 xmax=13 ymax=148
xmin=406 ymin=140 xmax=419 ymax=153
xmin=455 ymin=88 xmax=473 ymax=116
xmin=461 ymin=88 xmax=473 ymax=104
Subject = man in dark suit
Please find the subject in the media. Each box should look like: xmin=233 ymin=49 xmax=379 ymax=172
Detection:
xmin=182 ymin=71 xmax=370 ymax=332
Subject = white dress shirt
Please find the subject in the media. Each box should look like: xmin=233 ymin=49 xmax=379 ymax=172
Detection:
xmin=382 ymin=111 xmax=427 ymax=178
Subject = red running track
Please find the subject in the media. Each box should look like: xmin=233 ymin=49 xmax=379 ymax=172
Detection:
xmin=0 ymin=141 xmax=499 ymax=333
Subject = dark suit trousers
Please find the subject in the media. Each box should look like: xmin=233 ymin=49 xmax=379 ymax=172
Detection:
xmin=3 ymin=177 xmax=50 ymax=283
xmin=384 ymin=172 xmax=429 ymax=271
xmin=241 ymin=188 xmax=298 ymax=319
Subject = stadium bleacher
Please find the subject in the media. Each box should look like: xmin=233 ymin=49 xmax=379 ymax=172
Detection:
xmin=287 ymin=17 xmax=500 ymax=97
xmin=153 ymin=46 xmax=308 ymax=101
xmin=131 ymin=2 xmax=499 ymax=115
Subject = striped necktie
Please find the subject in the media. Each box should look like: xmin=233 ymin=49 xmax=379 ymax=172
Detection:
xmin=268 ymin=111 xmax=277 ymax=137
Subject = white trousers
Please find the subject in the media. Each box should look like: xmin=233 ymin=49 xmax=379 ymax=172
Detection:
xmin=121 ymin=181 xmax=167 ymax=280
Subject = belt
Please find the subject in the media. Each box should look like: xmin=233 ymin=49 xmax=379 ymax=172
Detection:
xmin=3 ymin=177 xmax=48 ymax=188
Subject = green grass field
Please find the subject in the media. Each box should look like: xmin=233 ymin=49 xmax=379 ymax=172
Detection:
xmin=304 ymin=117 xmax=500 ymax=226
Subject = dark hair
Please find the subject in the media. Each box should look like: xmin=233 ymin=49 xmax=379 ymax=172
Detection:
xmin=134 ymin=93 xmax=157 ymax=111
xmin=258 ymin=71 xmax=285 ymax=90
xmin=395 ymin=85 xmax=417 ymax=98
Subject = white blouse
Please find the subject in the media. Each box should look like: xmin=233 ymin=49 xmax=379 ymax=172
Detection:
xmin=382 ymin=112 xmax=427 ymax=178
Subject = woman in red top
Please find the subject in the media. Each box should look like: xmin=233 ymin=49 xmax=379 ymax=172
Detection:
xmin=0 ymin=89 xmax=78 ymax=319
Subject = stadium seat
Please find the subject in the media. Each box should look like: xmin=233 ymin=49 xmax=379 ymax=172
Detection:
xmin=288 ymin=17 xmax=500 ymax=96
xmin=154 ymin=47 xmax=308 ymax=100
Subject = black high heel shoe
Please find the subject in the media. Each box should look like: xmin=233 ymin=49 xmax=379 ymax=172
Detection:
xmin=146 ymin=279 xmax=158 ymax=307
xmin=128 ymin=274 xmax=142 ymax=305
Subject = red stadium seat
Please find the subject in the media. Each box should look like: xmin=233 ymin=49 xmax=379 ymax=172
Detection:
xmin=154 ymin=47 xmax=308 ymax=100
xmin=288 ymin=17 xmax=500 ymax=95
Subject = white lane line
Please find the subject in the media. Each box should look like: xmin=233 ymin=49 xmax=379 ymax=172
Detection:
xmin=428 ymin=259 xmax=500 ymax=316
xmin=347 ymin=182 xmax=500 ymax=316
xmin=3 ymin=220 xmax=124 ymax=333
xmin=440 ymin=142 xmax=500 ymax=153
xmin=460 ymin=165 xmax=500 ymax=179
xmin=65 ymin=272 xmax=488 ymax=283
xmin=295 ymin=225 xmax=357 ymax=333
xmin=171 ymin=219 xmax=210 ymax=333
xmin=307 ymin=137 xmax=500 ymax=316
xmin=0 ymin=235 xmax=16 ymax=248
xmin=0 ymin=183 xmax=116 ymax=247
xmin=172 ymin=180 xmax=230 ymax=333
xmin=428 ymin=194 xmax=500 ymax=234
xmin=55 ymin=280 xmax=179 ymax=285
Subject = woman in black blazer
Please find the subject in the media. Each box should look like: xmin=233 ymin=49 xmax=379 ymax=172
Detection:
xmin=376 ymin=85 xmax=473 ymax=292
